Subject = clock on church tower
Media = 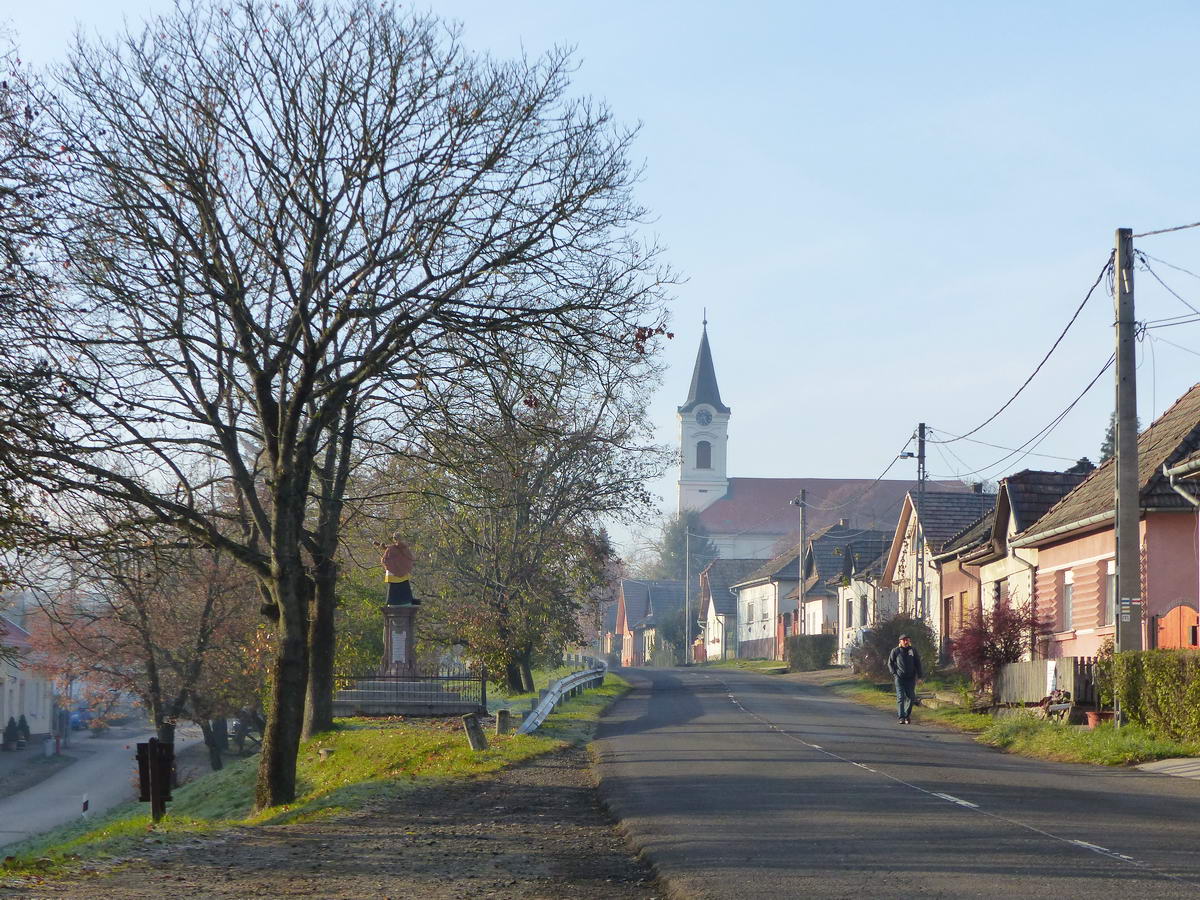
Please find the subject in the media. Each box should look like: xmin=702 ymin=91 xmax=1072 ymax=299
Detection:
xmin=696 ymin=409 xmax=712 ymax=426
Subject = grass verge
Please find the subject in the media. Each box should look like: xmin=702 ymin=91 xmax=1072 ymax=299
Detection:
xmin=829 ymin=676 xmax=1200 ymax=765
xmin=2 ymin=672 xmax=631 ymax=880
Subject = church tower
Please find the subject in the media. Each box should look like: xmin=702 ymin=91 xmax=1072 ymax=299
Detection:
xmin=677 ymin=320 xmax=730 ymax=513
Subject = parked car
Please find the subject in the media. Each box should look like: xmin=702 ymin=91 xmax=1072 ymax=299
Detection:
xmin=69 ymin=708 xmax=94 ymax=730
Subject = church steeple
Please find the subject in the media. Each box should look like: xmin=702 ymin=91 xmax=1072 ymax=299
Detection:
xmin=678 ymin=321 xmax=730 ymax=414
xmin=676 ymin=318 xmax=730 ymax=515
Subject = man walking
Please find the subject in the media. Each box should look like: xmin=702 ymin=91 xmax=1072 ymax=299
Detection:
xmin=887 ymin=634 xmax=923 ymax=724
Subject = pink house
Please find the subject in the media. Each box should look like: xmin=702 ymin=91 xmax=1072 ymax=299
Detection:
xmin=1011 ymin=384 xmax=1200 ymax=657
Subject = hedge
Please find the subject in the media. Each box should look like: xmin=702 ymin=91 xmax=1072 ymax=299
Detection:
xmin=786 ymin=634 xmax=837 ymax=672
xmin=1112 ymin=650 xmax=1200 ymax=742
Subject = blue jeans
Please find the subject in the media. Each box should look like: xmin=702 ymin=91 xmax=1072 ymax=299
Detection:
xmin=894 ymin=677 xmax=917 ymax=720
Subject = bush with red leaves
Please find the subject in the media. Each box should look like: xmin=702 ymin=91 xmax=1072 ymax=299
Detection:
xmin=949 ymin=601 xmax=1047 ymax=690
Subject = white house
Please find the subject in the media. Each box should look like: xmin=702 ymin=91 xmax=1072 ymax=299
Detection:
xmin=697 ymin=559 xmax=761 ymax=662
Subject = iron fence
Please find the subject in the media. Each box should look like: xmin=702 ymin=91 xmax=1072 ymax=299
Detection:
xmin=332 ymin=667 xmax=487 ymax=715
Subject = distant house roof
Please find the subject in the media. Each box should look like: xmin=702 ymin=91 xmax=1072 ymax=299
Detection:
xmin=910 ymin=490 xmax=998 ymax=550
xmin=935 ymin=509 xmax=995 ymax=560
xmin=618 ymin=579 xmax=685 ymax=630
xmin=742 ymin=523 xmax=892 ymax=600
xmin=734 ymin=543 xmax=804 ymax=589
xmin=821 ymin=536 xmax=894 ymax=587
xmin=1016 ymin=383 xmax=1200 ymax=545
xmin=882 ymin=490 xmax=997 ymax=584
xmin=699 ymin=559 xmax=762 ymax=618
xmin=601 ymin=600 xmax=618 ymax=634
xmin=805 ymin=526 xmax=892 ymax=595
xmin=678 ymin=325 xmax=730 ymax=414
xmin=696 ymin=477 xmax=970 ymax=538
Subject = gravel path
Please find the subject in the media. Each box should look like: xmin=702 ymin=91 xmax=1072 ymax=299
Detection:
xmin=9 ymin=744 xmax=660 ymax=899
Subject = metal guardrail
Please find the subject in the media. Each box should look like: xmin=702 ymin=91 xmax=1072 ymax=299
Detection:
xmin=516 ymin=656 xmax=607 ymax=734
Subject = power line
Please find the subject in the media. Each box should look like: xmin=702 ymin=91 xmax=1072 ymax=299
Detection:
xmin=927 ymin=354 xmax=1115 ymax=481
xmin=799 ymin=435 xmax=915 ymax=513
xmin=1137 ymin=253 xmax=1200 ymax=318
xmin=927 ymin=428 xmax=1079 ymax=463
xmin=1133 ymin=221 xmax=1200 ymax=238
xmin=1151 ymin=334 xmax=1200 ymax=360
xmin=1140 ymin=252 xmax=1200 ymax=283
xmin=930 ymin=255 xmax=1112 ymax=444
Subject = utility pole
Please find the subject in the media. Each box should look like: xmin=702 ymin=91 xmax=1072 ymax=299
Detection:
xmin=684 ymin=528 xmax=691 ymax=665
xmin=915 ymin=423 xmax=927 ymax=619
xmin=1114 ymin=228 xmax=1142 ymax=653
xmin=791 ymin=490 xmax=807 ymax=634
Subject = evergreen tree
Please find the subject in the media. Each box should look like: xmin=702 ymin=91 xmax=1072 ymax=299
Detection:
xmin=1100 ymin=411 xmax=1140 ymax=463
xmin=652 ymin=512 xmax=720 ymax=581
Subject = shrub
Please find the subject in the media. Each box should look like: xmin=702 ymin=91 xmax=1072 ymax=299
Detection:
xmin=948 ymin=600 xmax=1046 ymax=690
xmin=847 ymin=614 xmax=937 ymax=680
xmin=786 ymin=634 xmax=836 ymax=671
xmin=1112 ymin=649 xmax=1200 ymax=742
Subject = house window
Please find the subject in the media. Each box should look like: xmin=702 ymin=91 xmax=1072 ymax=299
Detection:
xmin=1105 ymin=560 xmax=1116 ymax=626
xmin=859 ymin=594 xmax=868 ymax=626
xmin=696 ymin=440 xmax=712 ymax=469
xmin=747 ymin=602 xmax=754 ymax=627
xmin=994 ymin=579 xmax=1009 ymax=607
xmin=1062 ymin=570 xmax=1074 ymax=632
xmin=845 ymin=599 xmax=854 ymax=627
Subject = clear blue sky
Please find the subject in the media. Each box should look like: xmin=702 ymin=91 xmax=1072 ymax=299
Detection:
xmin=11 ymin=2 xmax=1200 ymax=552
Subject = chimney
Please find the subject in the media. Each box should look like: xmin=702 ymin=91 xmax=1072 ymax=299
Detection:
xmin=972 ymin=482 xmax=984 ymax=494
xmin=838 ymin=518 xmax=849 ymax=527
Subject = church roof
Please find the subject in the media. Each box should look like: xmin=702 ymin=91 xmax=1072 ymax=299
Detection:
xmin=678 ymin=326 xmax=730 ymax=414
xmin=696 ymin=477 xmax=970 ymax=538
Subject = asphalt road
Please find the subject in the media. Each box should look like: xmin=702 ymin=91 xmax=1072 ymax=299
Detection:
xmin=594 ymin=668 xmax=1200 ymax=899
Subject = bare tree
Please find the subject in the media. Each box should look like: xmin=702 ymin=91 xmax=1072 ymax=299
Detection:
xmin=0 ymin=1 xmax=669 ymax=806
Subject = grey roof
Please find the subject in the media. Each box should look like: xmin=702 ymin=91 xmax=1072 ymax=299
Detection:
xmin=678 ymin=325 xmax=730 ymax=414
xmin=700 ymin=559 xmax=762 ymax=618
xmin=805 ymin=526 xmax=893 ymax=595
xmin=937 ymin=509 xmax=995 ymax=558
xmin=619 ymin=579 xmax=685 ymax=630
xmin=1003 ymin=469 xmax=1091 ymax=533
xmin=821 ymin=536 xmax=894 ymax=586
xmin=911 ymin=491 xmax=997 ymax=551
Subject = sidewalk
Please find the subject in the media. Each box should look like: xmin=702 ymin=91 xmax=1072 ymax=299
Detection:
xmin=0 ymin=736 xmax=74 ymax=802
xmin=1136 ymin=758 xmax=1200 ymax=780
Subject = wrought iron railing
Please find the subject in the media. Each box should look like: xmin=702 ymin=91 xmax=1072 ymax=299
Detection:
xmin=333 ymin=666 xmax=487 ymax=712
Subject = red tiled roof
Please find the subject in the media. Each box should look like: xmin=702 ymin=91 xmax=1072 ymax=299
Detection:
xmin=696 ymin=477 xmax=968 ymax=537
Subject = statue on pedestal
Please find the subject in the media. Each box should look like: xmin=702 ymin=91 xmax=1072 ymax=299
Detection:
xmin=380 ymin=532 xmax=419 ymax=675
xmin=381 ymin=533 xmax=420 ymax=606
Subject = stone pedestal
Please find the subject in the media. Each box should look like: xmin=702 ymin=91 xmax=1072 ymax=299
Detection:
xmin=382 ymin=604 xmax=417 ymax=676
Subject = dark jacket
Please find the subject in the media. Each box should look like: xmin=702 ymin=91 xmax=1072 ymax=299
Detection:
xmin=887 ymin=644 xmax=923 ymax=680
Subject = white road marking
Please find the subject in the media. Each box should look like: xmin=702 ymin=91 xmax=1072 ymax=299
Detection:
xmin=707 ymin=672 xmax=1185 ymax=884
xmin=1071 ymin=840 xmax=1138 ymax=863
xmin=932 ymin=792 xmax=979 ymax=809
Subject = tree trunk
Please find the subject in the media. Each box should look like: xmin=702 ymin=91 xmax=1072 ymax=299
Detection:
xmin=303 ymin=569 xmax=336 ymax=739
xmin=255 ymin=571 xmax=310 ymax=809
xmin=211 ymin=716 xmax=228 ymax=752
xmin=198 ymin=719 xmax=224 ymax=771
xmin=504 ymin=662 xmax=524 ymax=693
xmin=519 ymin=656 xmax=535 ymax=694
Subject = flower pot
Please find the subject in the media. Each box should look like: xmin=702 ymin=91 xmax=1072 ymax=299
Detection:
xmin=1085 ymin=710 xmax=1115 ymax=729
